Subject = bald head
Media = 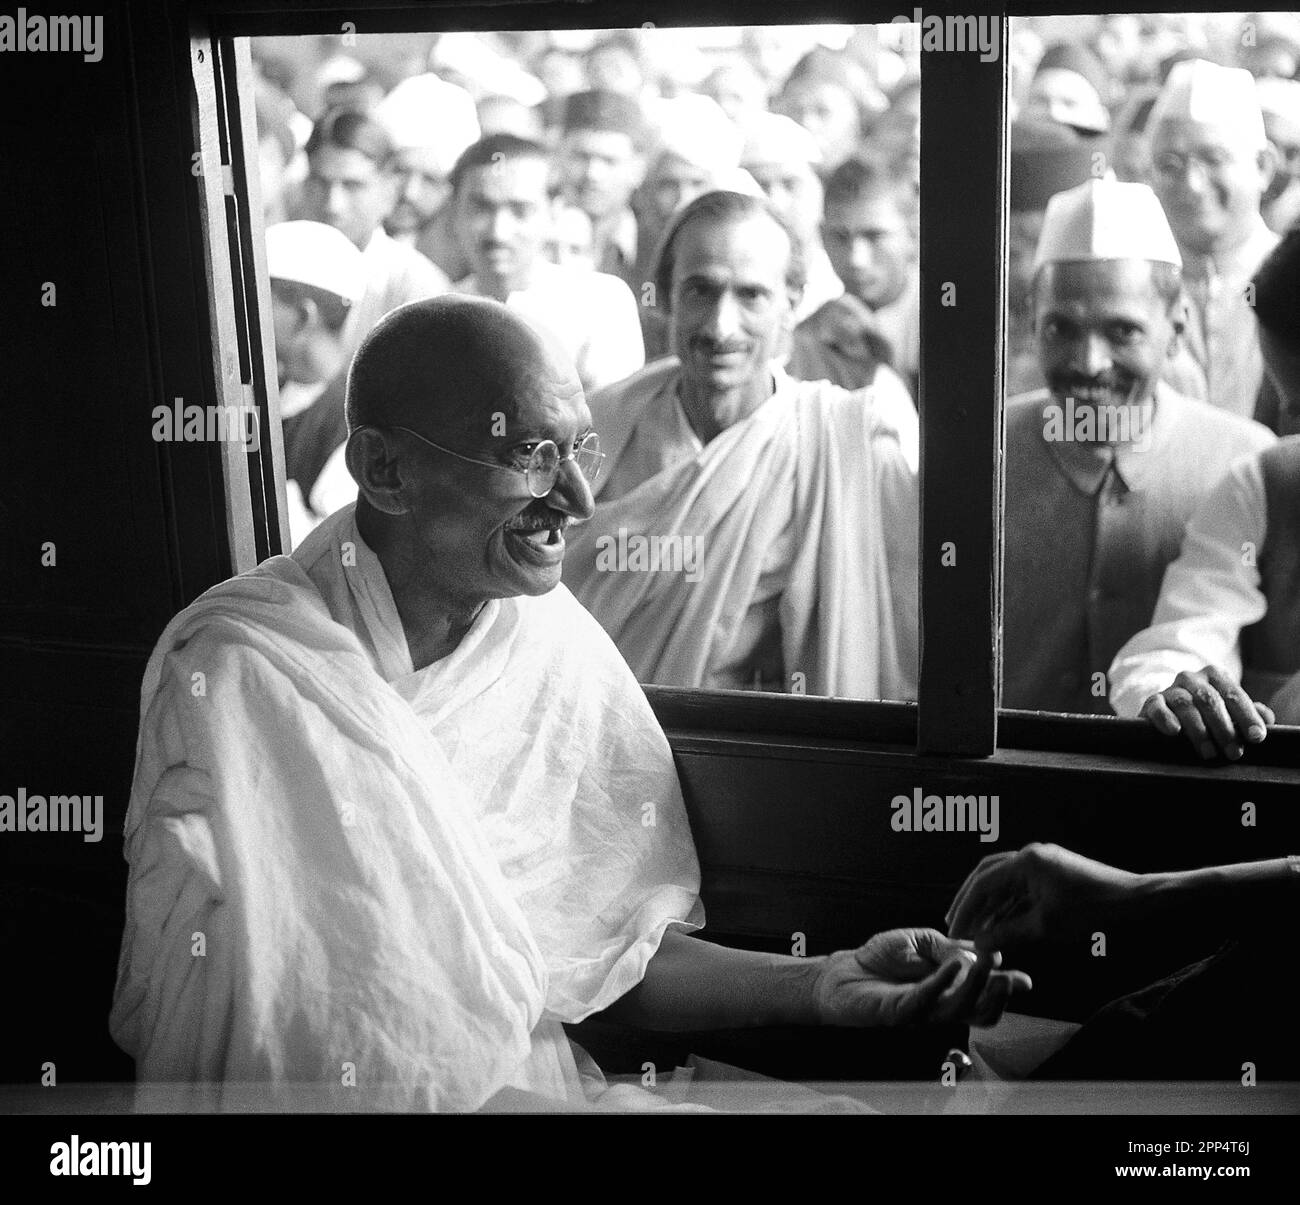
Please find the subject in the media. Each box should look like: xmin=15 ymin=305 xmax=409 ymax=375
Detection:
xmin=344 ymin=293 xmax=595 ymax=625
xmin=346 ymin=294 xmax=568 ymax=442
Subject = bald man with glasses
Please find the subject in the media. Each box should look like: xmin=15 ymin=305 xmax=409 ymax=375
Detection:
xmin=112 ymin=296 xmax=1028 ymax=1113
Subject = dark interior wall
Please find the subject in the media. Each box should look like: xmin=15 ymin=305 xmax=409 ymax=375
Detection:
xmin=1 ymin=1 xmax=232 ymax=1083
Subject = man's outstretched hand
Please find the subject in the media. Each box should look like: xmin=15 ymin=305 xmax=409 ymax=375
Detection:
xmin=1139 ymin=665 xmax=1274 ymax=760
xmin=946 ymin=843 xmax=1142 ymax=947
xmin=812 ymin=927 xmax=1031 ymax=1029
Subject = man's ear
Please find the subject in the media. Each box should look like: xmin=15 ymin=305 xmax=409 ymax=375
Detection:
xmin=1257 ymin=142 xmax=1279 ymax=194
xmin=346 ymin=427 xmax=410 ymax=516
xmin=784 ymin=281 xmax=805 ymax=328
xmin=1166 ymin=295 xmax=1189 ymax=355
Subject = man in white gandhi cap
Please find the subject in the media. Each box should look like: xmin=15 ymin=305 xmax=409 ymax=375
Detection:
xmin=263 ymin=220 xmax=368 ymax=545
xmin=1147 ymin=58 xmax=1280 ymax=424
xmin=740 ymin=112 xmax=844 ymax=323
xmin=1110 ymin=226 xmax=1300 ymax=756
xmin=1002 ymin=178 xmax=1274 ymax=715
xmin=631 ymin=95 xmax=748 ymax=359
xmin=373 ymin=72 xmax=482 ymax=284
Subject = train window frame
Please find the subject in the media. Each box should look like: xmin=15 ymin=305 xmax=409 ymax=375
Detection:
xmin=187 ymin=0 xmax=1300 ymax=770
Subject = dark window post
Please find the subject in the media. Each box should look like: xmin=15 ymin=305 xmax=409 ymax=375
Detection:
xmin=916 ymin=15 xmax=1007 ymax=756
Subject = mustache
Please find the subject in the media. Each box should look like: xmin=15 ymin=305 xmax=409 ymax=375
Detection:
xmin=505 ymin=506 xmax=571 ymax=533
xmin=691 ymin=337 xmax=750 ymax=355
xmin=1047 ymin=372 xmax=1138 ymax=397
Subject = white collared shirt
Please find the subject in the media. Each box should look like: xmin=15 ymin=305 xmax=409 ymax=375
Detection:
xmin=1108 ymin=452 xmax=1269 ymax=716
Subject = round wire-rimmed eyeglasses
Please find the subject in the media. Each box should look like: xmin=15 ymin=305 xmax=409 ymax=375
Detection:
xmin=387 ymin=426 xmax=604 ymax=499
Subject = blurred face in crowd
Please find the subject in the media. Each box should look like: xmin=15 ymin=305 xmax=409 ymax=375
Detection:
xmin=1112 ymin=96 xmax=1156 ymax=183
xmin=644 ymin=152 xmax=713 ymax=228
xmin=455 ymin=153 xmax=551 ymax=296
xmin=323 ymin=79 xmax=384 ymax=113
xmin=1262 ymin=108 xmax=1300 ymax=205
xmin=546 ymin=202 xmax=595 ymax=270
xmin=1243 ymin=40 xmax=1300 ymax=82
xmin=270 ymin=280 xmax=350 ymax=385
xmin=821 ymin=188 xmax=916 ymax=311
xmin=302 ymin=145 xmax=397 ymax=250
xmin=1008 ymin=210 xmax=1046 ymax=321
xmin=779 ymin=80 xmax=862 ymax=168
xmin=1026 ymin=69 xmax=1108 ymax=133
xmin=704 ymin=62 xmax=767 ymax=123
xmin=1095 ymin=15 xmax=1143 ymax=77
xmin=558 ymin=128 xmax=642 ymax=221
xmin=1034 ymin=259 xmax=1180 ymax=432
xmin=874 ymin=85 xmax=922 ymax=160
xmin=585 ymin=43 xmax=643 ymax=95
xmin=535 ymin=49 xmax=585 ymax=99
xmin=669 ymin=211 xmax=797 ymax=424
xmin=744 ymin=155 xmax=824 ymax=247
xmin=387 ymin=146 xmax=450 ymax=237
xmin=1149 ymin=118 xmax=1274 ymax=254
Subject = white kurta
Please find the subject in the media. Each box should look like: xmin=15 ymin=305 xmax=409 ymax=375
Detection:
xmin=1107 ymin=451 xmax=1300 ymax=720
xmin=565 ymin=359 xmax=919 ymax=700
xmin=110 ymin=505 xmax=702 ymax=1110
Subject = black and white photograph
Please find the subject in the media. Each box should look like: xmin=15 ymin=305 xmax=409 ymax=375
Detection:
xmin=1 ymin=0 xmax=1297 ymax=1186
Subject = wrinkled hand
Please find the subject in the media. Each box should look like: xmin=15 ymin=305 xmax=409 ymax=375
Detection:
xmin=813 ymin=927 xmax=1031 ymax=1029
xmin=946 ymin=843 xmax=1142 ymax=946
xmin=1139 ymin=665 xmax=1274 ymax=761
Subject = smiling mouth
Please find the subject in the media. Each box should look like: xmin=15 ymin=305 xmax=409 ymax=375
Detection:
xmin=504 ymin=517 xmax=569 ymax=565
xmin=511 ymin=526 xmax=563 ymax=546
xmin=701 ymin=346 xmax=748 ymax=360
xmin=1057 ymin=378 xmax=1130 ymax=401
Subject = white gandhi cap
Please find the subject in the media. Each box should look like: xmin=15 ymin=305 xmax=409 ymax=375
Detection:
xmin=740 ymin=111 xmax=823 ymax=168
xmin=372 ymin=73 xmax=480 ymax=175
xmin=647 ymin=94 xmax=743 ymax=170
xmin=1033 ymin=178 xmax=1182 ymax=273
xmin=265 ymin=220 xmax=366 ymax=303
xmin=1148 ymin=58 xmax=1267 ymax=147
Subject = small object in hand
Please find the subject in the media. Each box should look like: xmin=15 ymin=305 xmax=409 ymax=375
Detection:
xmin=943 ymin=1048 xmax=973 ymax=1078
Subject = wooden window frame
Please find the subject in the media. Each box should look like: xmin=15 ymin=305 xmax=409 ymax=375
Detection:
xmin=186 ymin=0 xmax=1300 ymax=770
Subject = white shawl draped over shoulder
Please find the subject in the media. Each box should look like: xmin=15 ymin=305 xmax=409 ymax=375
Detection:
xmin=565 ymin=362 xmax=919 ymax=700
xmin=110 ymin=506 xmax=702 ymax=1111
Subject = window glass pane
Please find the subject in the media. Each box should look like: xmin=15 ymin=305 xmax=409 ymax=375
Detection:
xmin=1002 ymin=12 xmax=1300 ymax=755
xmin=251 ymin=23 xmax=922 ymax=702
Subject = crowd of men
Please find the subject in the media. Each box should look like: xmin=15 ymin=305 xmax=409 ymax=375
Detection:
xmin=254 ymin=17 xmax=1300 ymax=741
xmin=258 ymin=25 xmax=924 ymax=700
xmin=1000 ymin=13 xmax=1300 ymax=748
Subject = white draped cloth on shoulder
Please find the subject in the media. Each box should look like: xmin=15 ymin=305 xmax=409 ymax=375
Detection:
xmin=564 ymin=359 xmax=919 ymax=700
xmin=110 ymin=505 xmax=703 ymax=1112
